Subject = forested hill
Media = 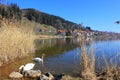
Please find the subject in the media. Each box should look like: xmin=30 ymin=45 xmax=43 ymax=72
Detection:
xmin=0 ymin=3 xmax=84 ymax=30
xmin=22 ymin=8 xmax=80 ymax=30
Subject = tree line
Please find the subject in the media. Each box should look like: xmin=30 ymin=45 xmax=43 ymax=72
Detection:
xmin=0 ymin=3 xmax=22 ymax=21
xmin=0 ymin=3 xmax=90 ymax=30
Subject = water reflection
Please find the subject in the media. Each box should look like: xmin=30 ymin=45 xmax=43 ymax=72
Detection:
xmin=34 ymin=39 xmax=120 ymax=75
xmin=44 ymin=48 xmax=80 ymax=75
xmin=1 ymin=38 xmax=120 ymax=79
xmin=35 ymin=38 xmax=80 ymax=57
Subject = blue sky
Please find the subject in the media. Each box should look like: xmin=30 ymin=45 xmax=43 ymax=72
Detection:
xmin=2 ymin=0 xmax=120 ymax=33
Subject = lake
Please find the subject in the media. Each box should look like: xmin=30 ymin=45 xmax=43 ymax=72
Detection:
xmin=0 ymin=38 xmax=120 ymax=79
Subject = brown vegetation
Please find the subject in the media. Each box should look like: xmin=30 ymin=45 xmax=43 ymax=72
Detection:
xmin=78 ymin=35 xmax=120 ymax=80
xmin=0 ymin=17 xmax=36 ymax=66
xmin=79 ymin=36 xmax=97 ymax=80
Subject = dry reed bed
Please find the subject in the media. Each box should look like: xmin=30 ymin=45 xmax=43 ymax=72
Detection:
xmin=0 ymin=18 xmax=36 ymax=66
xmin=79 ymin=36 xmax=97 ymax=80
xmin=78 ymin=36 xmax=120 ymax=80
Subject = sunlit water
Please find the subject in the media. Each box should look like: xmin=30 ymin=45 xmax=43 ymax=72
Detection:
xmin=0 ymin=38 xmax=120 ymax=79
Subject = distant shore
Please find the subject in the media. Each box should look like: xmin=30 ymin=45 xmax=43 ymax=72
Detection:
xmin=36 ymin=34 xmax=74 ymax=39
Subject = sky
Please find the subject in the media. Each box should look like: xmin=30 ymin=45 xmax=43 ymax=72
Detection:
xmin=2 ymin=0 xmax=120 ymax=33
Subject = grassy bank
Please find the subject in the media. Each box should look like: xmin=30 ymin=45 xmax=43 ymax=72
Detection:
xmin=0 ymin=18 xmax=36 ymax=66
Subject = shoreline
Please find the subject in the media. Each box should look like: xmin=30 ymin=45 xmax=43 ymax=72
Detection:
xmin=36 ymin=34 xmax=74 ymax=39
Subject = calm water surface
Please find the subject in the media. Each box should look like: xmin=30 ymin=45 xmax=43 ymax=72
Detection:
xmin=0 ymin=38 xmax=120 ymax=79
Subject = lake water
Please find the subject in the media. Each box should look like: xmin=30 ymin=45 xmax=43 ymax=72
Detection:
xmin=0 ymin=38 xmax=120 ymax=79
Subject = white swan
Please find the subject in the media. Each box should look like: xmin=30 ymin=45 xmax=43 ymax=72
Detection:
xmin=32 ymin=54 xmax=45 ymax=64
xmin=19 ymin=63 xmax=35 ymax=71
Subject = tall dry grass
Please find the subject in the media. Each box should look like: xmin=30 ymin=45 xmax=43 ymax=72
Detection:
xmin=79 ymin=35 xmax=97 ymax=80
xmin=0 ymin=17 xmax=36 ymax=66
xmin=79 ymin=35 xmax=120 ymax=80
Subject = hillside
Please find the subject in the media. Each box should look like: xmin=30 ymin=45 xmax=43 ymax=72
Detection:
xmin=0 ymin=3 xmax=84 ymax=30
xmin=22 ymin=8 xmax=81 ymax=30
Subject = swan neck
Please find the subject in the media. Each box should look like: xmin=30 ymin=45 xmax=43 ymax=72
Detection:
xmin=42 ymin=55 xmax=44 ymax=60
xmin=19 ymin=66 xmax=24 ymax=74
